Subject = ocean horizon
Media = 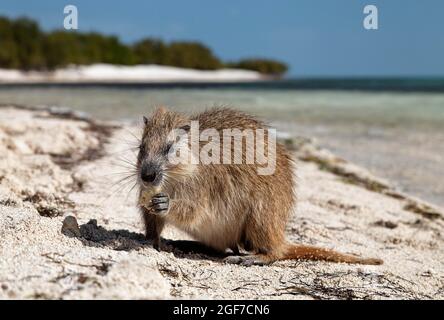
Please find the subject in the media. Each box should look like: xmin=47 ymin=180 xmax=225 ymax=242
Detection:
xmin=1 ymin=77 xmax=444 ymax=92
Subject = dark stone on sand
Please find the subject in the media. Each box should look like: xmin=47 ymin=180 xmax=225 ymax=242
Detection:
xmin=62 ymin=215 xmax=81 ymax=238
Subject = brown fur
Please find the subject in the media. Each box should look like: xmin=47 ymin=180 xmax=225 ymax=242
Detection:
xmin=138 ymin=107 xmax=383 ymax=266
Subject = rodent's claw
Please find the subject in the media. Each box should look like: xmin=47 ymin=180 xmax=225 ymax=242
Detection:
xmin=149 ymin=193 xmax=170 ymax=215
xmin=151 ymin=193 xmax=168 ymax=204
xmin=153 ymin=202 xmax=169 ymax=211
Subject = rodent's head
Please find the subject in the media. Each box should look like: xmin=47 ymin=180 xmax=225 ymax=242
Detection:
xmin=137 ymin=107 xmax=192 ymax=190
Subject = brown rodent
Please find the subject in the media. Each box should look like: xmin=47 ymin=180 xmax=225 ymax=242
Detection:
xmin=137 ymin=107 xmax=382 ymax=266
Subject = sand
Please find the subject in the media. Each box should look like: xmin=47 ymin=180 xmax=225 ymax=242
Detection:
xmin=0 ymin=105 xmax=443 ymax=300
xmin=0 ymin=64 xmax=263 ymax=83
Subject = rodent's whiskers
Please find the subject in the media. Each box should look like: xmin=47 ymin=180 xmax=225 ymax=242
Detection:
xmin=104 ymin=127 xmax=142 ymax=159
xmin=162 ymin=170 xmax=188 ymax=188
xmin=98 ymin=173 xmax=138 ymax=206
xmin=122 ymin=127 xmax=142 ymax=144
xmin=105 ymin=137 xmax=139 ymax=151
xmin=110 ymin=173 xmax=138 ymax=187
xmin=115 ymin=155 xmax=137 ymax=168
xmin=125 ymin=181 xmax=139 ymax=202
xmin=104 ymin=146 xmax=139 ymax=157
xmin=100 ymin=171 xmax=136 ymax=177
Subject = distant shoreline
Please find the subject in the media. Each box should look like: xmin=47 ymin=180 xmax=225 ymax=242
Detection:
xmin=1 ymin=70 xmax=444 ymax=92
xmin=0 ymin=64 xmax=270 ymax=84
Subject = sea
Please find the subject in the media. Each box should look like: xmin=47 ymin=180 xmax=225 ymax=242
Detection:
xmin=1 ymin=78 xmax=443 ymax=207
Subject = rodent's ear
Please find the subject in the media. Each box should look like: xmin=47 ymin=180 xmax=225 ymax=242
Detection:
xmin=143 ymin=116 xmax=148 ymax=125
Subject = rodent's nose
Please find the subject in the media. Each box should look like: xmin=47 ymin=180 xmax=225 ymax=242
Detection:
xmin=142 ymin=171 xmax=156 ymax=183
xmin=140 ymin=164 xmax=161 ymax=184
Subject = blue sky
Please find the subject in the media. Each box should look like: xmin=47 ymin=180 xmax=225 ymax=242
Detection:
xmin=1 ymin=0 xmax=443 ymax=77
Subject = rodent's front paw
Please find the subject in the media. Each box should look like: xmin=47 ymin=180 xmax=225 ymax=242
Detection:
xmin=149 ymin=193 xmax=170 ymax=216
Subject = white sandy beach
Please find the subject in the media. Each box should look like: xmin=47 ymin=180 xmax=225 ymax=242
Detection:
xmin=0 ymin=105 xmax=443 ymax=299
xmin=0 ymin=64 xmax=264 ymax=83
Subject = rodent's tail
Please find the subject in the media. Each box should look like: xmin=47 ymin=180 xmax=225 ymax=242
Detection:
xmin=283 ymin=243 xmax=383 ymax=265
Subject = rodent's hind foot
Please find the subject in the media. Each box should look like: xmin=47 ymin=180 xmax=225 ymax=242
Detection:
xmin=224 ymin=255 xmax=272 ymax=267
xmin=152 ymin=238 xmax=161 ymax=251
xmin=152 ymin=237 xmax=174 ymax=252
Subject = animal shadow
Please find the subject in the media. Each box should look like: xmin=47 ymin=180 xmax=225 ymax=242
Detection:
xmin=72 ymin=219 xmax=227 ymax=260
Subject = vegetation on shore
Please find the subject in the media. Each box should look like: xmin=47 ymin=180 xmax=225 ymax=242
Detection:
xmin=0 ymin=16 xmax=288 ymax=76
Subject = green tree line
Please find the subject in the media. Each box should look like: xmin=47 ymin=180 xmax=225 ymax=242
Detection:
xmin=0 ymin=16 xmax=288 ymax=76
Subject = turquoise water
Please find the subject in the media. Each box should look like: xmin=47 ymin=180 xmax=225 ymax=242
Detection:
xmin=0 ymin=86 xmax=443 ymax=206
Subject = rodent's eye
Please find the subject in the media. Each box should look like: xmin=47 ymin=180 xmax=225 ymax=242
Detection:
xmin=164 ymin=142 xmax=173 ymax=155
